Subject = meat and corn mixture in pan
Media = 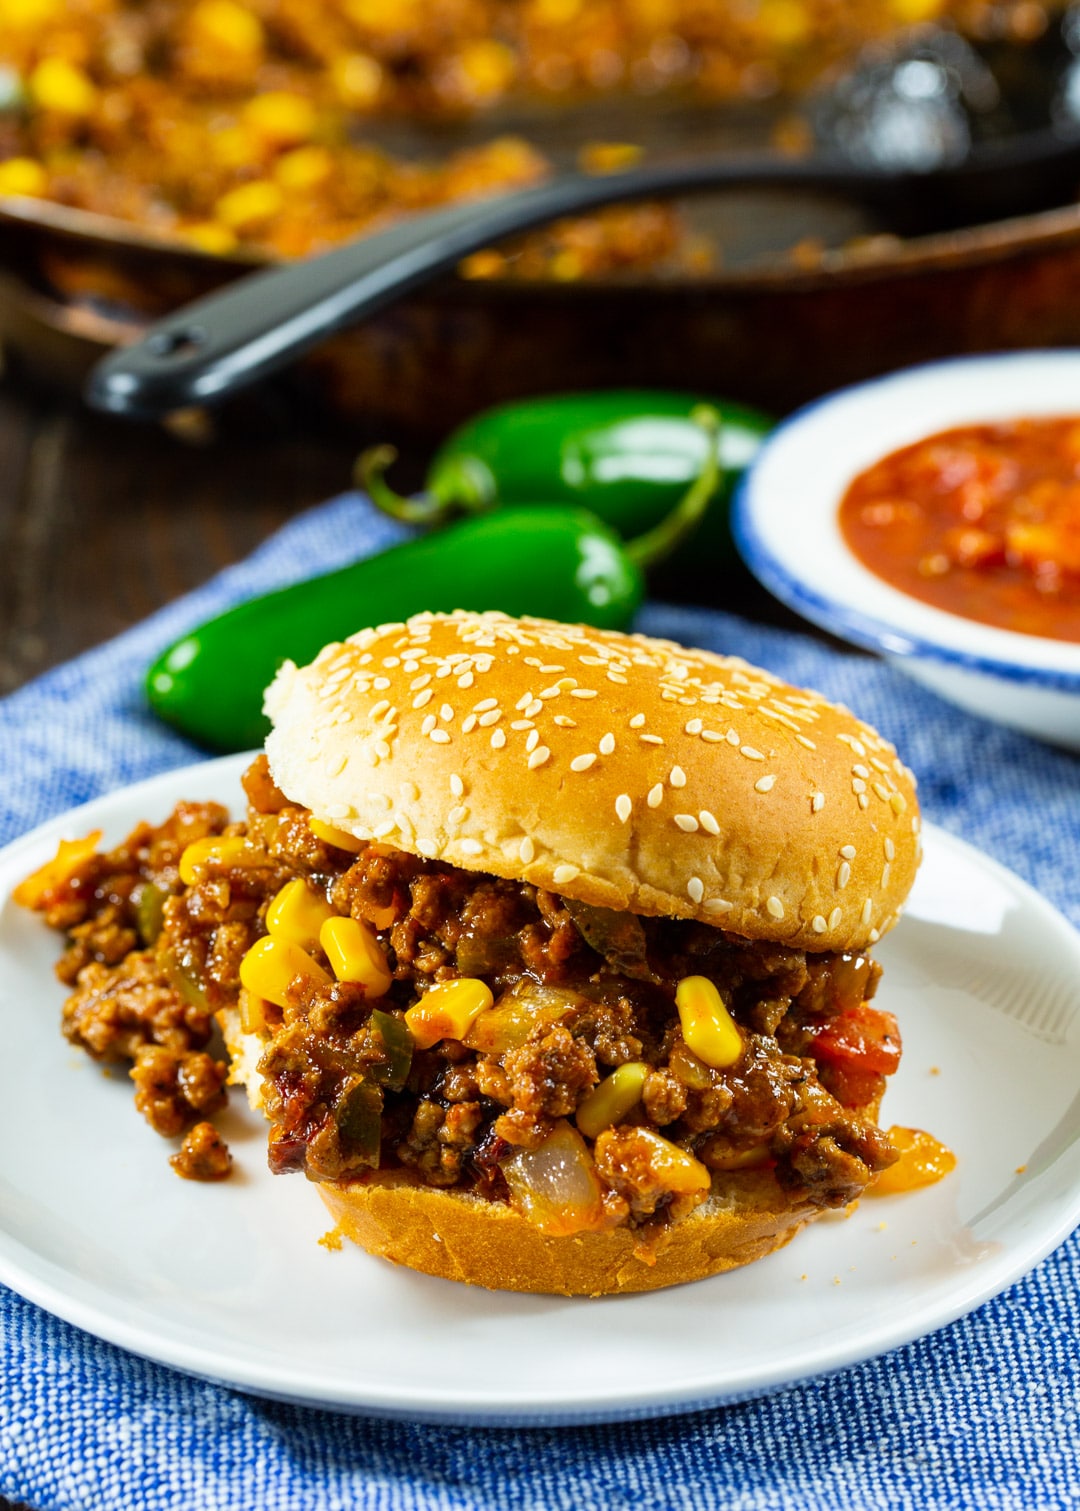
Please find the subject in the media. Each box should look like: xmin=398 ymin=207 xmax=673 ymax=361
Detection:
xmin=18 ymin=756 xmax=901 ymax=1251
xmin=0 ymin=0 xmax=1054 ymax=268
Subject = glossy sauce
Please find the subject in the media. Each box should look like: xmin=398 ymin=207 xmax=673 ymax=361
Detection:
xmin=839 ymin=418 xmax=1080 ymax=642
xmin=869 ymin=1126 xmax=956 ymax=1196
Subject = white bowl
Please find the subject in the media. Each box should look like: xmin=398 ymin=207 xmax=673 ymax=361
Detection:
xmin=732 ymin=351 xmax=1080 ymax=749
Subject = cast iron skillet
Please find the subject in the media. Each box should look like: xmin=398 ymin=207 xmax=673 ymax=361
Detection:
xmin=85 ymin=125 xmax=1080 ymax=419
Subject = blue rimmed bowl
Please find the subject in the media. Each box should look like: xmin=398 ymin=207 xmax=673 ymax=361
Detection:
xmin=732 ymin=351 xmax=1080 ymax=750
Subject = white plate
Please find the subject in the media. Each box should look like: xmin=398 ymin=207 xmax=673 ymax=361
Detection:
xmin=733 ymin=351 xmax=1080 ymax=748
xmin=3 ymin=754 xmax=1080 ymax=1426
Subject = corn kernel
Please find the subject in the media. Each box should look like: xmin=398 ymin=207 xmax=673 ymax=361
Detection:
xmin=29 ymin=58 xmax=98 ymax=118
xmin=213 ymin=180 xmax=284 ymax=233
xmin=405 ymin=978 xmax=493 ymax=1049
xmin=210 ymin=126 xmax=260 ymax=173
xmin=242 ymin=92 xmax=317 ymax=149
xmin=457 ymin=39 xmax=517 ymax=102
xmin=596 ymin=1125 xmax=711 ymax=1195
xmin=178 ymin=221 xmax=239 ymax=256
xmin=239 ymin=936 xmax=330 ymax=1009
xmin=1 ymin=0 xmax=63 ymax=28
xmin=266 ymin=878 xmax=335 ymax=950
xmin=0 ymin=158 xmax=47 ymax=198
xmin=274 ymin=145 xmax=332 ymax=192
xmin=189 ymin=0 xmax=264 ymax=56
xmin=575 ymin=1061 xmax=649 ymax=1140
xmin=13 ymin=829 xmax=101 ymax=908
xmin=320 ymin=916 xmax=392 ymax=998
xmin=309 ymin=818 xmax=366 ymax=852
xmin=178 ymin=836 xmax=254 ymax=886
xmin=675 ymin=975 xmax=743 ymax=1069
xmin=331 ymin=53 xmax=383 ymax=111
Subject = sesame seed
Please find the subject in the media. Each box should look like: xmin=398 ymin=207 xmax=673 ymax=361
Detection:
xmin=374 ymin=740 xmax=391 ymax=760
xmin=491 ymin=729 xmax=506 ymax=750
xmin=459 ymin=839 xmax=483 ymax=857
xmin=837 ymin=861 xmax=851 ymax=889
xmin=670 ymin=766 xmax=687 ymax=788
xmin=812 ymin=792 xmax=825 ymax=813
xmin=640 ymin=735 xmax=664 ymax=745
xmin=539 ymin=686 xmax=561 ymax=700
xmin=474 ymin=697 xmax=497 ymax=712
xmin=461 ymin=715 xmax=478 ymax=734
xmin=726 ymin=730 xmax=740 ymax=746
xmin=421 ymin=714 xmax=436 ymax=736
xmin=685 ymin=718 xmax=703 ymax=735
xmin=570 ymin=689 xmax=597 ymax=699
xmin=525 ymin=700 xmax=543 ymax=718
xmin=840 ymin=845 xmax=856 ymax=860
xmin=881 ymin=863 xmax=891 ymax=889
xmin=554 ymin=715 xmax=576 ymax=728
xmin=599 ymin=733 xmax=616 ymax=756
xmin=704 ymin=898 xmax=733 ymax=915
xmin=754 ymin=775 xmax=776 ymax=794
xmin=515 ymin=693 xmax=532 ymax=711
xmin=413 ymin=689 xmax=434 ymax=709
xmin=440 ymin=703 xmax=454 ymax=721
xmin=570 ymin=754 xmax=596 ymax=772
xmin=511 ymin=720 xmax=534 ymax=732
xmin=674 ymin=814 xmax=699 ymax=832
xmin=766 ymin=896 xmax=785 ymax=920
xmin=629 ymin=713 xmax=646 ymax=728
xmin=869 ymin=927 xmax=881 ymax=944
xmin=519 ymin=837 xmax=536 ymax=864
xmin=829 ymin=907 xmax=842 ymax=929
xmin=890 ymin=793 xmax=908 ymax=814
xmin=608 ymin=672 xmax=628 ymax=684
xmin=448 ymin=806 xmax=468 ymax=826
xmin=812 ymin=915 xmax=827 ymax=933
xmin=370 ymin=699 xmax=391 ymax=718
xmin=526 ymin=729 xmax=540 ymax=753
xmin=858 ymin=794 xmax=869 ymax=810
xmin=416 ymin=837 xmax=438 ymax=857
xmin=861 ymin=899 xmax=873 ymax=926
xmin=474 ymin=709 xmax=499 ymax=728
xmin=553 ymin=865 xmax=578 ymax=886
xmin=699 ymin=810 xmax=720 ymax=836
xmin=372 ymin=820 xmax=396 ymax=839
xmin=884 ymin=837 xmax=896 ymax=862
xmin=615 ymin=795 xmax=632 ymax=823
xmin=796 ymin=735 xmax=817 ymax=750
xmin=688 ymin=876 xmax=704 ymax=904
xmin=449 ymin=775 xmax=464 ymax=798
xmin=457 ymin=672 xmax=474 ymax=689
xmin=741 ymin=746 xmax=766 ymax=762
xmin=399 ymin=781 xmax=419 ymax=801
xmin=430 ymin=729 xmax=451 ymax=745
xmin=852 ymin=778 xmax=867 ymax=794
xmin=528 ymin=747 xmax=551 ymax=769
xmin=373 ymin=677 xmax=391 ymax=691
xmin=872 ymin=783 xmax=890 ymax=802
xmin=647 ymin=784 xmax=664 ymax=808
xmin=852 ymin=764 xmax=870 ymax=779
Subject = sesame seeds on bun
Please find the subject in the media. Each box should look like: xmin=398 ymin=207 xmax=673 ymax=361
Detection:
xmin=263 ymin=611 xmax=920 ymax=952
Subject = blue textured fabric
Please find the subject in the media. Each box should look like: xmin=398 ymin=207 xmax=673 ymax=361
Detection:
xmin=1 ymin=493 xmax=1078 ymax=1511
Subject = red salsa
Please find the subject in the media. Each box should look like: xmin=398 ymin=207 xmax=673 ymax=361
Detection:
xmin=839 ymin=417 xmax=1080 ymax=643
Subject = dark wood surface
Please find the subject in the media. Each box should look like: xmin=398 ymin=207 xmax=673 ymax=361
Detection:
xmin=0 ymin=370 xmax=811 ymax=699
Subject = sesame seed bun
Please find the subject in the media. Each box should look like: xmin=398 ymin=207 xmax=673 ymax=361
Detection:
xmin=263 ymin=611 xmax=920 ymax=951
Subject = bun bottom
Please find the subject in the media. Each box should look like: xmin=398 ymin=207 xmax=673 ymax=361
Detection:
xmin=316 ymin=1168 xmax=823 ymax=1296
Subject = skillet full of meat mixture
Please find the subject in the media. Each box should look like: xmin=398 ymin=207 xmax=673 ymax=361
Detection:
xmin=19 ymin=755 xmax=899 ymax=1246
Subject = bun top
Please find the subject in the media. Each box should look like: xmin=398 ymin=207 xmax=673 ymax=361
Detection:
xmin=264 ymin=611 xmax=920 ymax=952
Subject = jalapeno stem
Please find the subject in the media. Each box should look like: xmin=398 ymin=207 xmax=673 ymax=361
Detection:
xmin=621 ymin=404 xmax=722 ymax=572
xmin=357 ymin=445 xmax=493 ymax=524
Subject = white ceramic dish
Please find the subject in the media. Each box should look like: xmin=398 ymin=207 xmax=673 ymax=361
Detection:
xmin=733 ymin=351 xmax=1080 ymax=749
xmin=3 ymin=754 xmax=1080 ymax=1426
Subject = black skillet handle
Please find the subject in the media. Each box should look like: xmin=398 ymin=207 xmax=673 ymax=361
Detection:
xmin=85 ymin=154 xmax=862 ymax=421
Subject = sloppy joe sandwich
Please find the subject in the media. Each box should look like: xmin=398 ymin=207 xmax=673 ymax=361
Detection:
xmin=19 ymin=611 xmax=920 ymax=1295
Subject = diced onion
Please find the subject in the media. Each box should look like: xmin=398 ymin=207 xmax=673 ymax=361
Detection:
xmin=500 ymin=1121 xmax=606 ymax=1236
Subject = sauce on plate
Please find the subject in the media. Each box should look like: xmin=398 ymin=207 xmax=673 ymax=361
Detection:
xmin=839 ymin=417 xmax=1080 ymax=643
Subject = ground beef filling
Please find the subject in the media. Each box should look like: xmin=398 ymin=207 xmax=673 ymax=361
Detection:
xmin=31 ymin=757 xmax=899 ymax=1217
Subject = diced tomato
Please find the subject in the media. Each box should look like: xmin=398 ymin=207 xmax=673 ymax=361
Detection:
xmin=811 ymin=1002 xmax=902 ymax=1077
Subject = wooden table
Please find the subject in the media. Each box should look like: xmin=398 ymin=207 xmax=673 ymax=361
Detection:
xmin=0 ymin=373 xmax=808 ymax=699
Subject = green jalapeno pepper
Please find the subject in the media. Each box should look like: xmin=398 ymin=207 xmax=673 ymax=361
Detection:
xmin=146 ymin=406 xmax=720 ymax=754
xmin=361 ymin=389 xmax=773 ymax=572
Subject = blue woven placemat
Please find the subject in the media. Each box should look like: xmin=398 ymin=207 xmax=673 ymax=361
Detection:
xmin=2 ymin=494 xmax=1078 ymax=1511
